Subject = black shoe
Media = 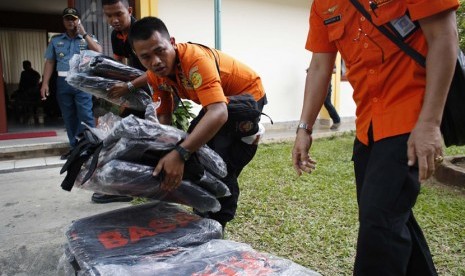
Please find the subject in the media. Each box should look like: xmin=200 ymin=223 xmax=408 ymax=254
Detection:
xmin=91 ymin=193 xmax=133 ymax=204
xmin=60 ymin=150 xmax=72 ymax=160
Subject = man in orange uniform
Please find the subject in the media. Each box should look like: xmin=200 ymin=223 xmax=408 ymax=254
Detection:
xmin=292 ymin=0 xmax=459 ymax=275
xmin=129 ymin=17 xmax=267 ymax=231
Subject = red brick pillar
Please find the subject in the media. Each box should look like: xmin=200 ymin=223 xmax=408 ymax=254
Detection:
xmin=0 ymin=47 xmax=7 ymax=133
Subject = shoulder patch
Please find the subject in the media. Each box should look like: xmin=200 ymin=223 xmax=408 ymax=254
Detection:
xmin=189 ymin=66 xmax=202 ymax=89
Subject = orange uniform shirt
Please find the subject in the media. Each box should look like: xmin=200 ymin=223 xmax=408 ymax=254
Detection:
xmin=146 ymin=43 xmax=265 ymax=115
xmin=307 ymin=0 xmax=459 ymax=145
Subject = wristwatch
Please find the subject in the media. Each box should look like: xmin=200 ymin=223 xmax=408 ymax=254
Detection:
xmin=126 ymin=81 xmax=137 ymax=93
xmin=296 ymin=122 xmax=313 ymax=134
xmin=174 ymin=145 xmax=191 ymax=162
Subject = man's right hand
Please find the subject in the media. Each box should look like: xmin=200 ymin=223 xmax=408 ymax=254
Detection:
xmin=292 ymin=131 xmax=317 ymax=176
xmin=40 ymin=85 xmax=49 ymax=100
xmin=107 ymin=83 xmax=130 ymax=99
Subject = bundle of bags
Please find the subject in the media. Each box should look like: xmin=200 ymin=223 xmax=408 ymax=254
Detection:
xmin=62 ymin=49 xmax=229 ymax=212
xmin=66 ymin=50 xmax=152 ymax=111
xmin=60 ymin=103 xmax=229 ymax=213
xmin=58 ymin=202 xmax=321 ymax=276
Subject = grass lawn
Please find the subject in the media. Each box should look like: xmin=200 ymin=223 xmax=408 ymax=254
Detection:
xmin=228 ymin=132 xmax=465 ymax=275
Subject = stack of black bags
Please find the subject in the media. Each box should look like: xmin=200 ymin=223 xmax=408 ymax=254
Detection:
xmin=60 ymin=103 xmax=230 ymax=213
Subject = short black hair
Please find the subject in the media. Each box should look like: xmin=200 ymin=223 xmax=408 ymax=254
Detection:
xmin=22 ymin=60 xmax=32 ymax=68
xmin=129 ymin=16 xmax=171 ymax=48
xmin=102 ymin=0 xmax=129 ymax=8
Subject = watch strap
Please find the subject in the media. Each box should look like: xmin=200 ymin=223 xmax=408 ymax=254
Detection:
xmin=174 ymin=145 xmax=191 ymax=161
xmin=296 ymin=122 xmax=313 ymax=134
xmin=126 ymin=81 xmax=137 ymax=93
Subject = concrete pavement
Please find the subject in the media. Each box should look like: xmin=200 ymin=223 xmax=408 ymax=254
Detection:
xmin=0 ymin=168 xmax=131 ymax=275
xmin=0 ymin=119 xmax=355 ymax=275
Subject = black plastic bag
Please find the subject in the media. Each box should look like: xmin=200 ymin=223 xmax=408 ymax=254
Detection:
xmin=441 ymin=50 xmax=465 ymax=147
xmin=189 ymin=94 xmax=263 ymax=138
xmin=224 ymin=94 xmax=262 ymax=137
xmin=60 ymin=202 xmax=222 ymax=274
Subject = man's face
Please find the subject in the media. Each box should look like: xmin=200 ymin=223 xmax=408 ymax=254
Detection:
xmin=132 ymin=31 xmax=177 ymax=78
xmin=103 ymin=1 xmax=132 ymax=32
xmin=63 ymin=16 xmax=79 ymax=31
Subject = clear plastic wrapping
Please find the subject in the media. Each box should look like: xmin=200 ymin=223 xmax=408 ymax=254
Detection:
xmin=88 ymin=111 xmax=227 ymax=178
xmin=66 ymin=50 xmax=152 ymax=111
xmin=77 ymin=160 xmax=222 ymax=213
xmin=68 ymin=50 xmax=144 ymax=83
xmin=61 ymin=104 xmax=229 ymax=212
xmin=89 ymin=239 xmax=321 ymax=276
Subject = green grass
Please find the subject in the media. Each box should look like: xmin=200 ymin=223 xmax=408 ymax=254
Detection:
xmin=228 ymin=133 xmax=465 ymax=275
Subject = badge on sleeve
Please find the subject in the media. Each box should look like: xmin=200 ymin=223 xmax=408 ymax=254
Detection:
xmin=189 ymin=66 xmax=202 ymax=89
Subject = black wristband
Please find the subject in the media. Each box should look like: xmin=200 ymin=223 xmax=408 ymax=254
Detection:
xmin=82 ymin=33 xmax=88 ymax=39
xmin=174 ymin=145 xmax=191 ymax=162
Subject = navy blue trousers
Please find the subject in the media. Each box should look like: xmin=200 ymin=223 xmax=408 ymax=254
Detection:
xmin=56 ymin=77 xmax=94 ymax=148
xmin=324 ymin=84 xmax=340 ymax=124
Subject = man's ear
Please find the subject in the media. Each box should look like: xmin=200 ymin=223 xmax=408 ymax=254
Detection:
xmin=170 ymin=37 xmax=176 ymax=47
xmin=128 ymin=6 xmax=133 ymax=16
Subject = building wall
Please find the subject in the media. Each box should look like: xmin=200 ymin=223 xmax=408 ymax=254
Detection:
xmin=157 ymin=0 xmax=355 ymax=123
xmin=0 ymin=11 xmax=62 ymax=33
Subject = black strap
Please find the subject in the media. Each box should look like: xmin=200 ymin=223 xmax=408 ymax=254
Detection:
xmin=349 ymin=0 xmax=426 ymax=68
xmin=188 ymin=42 xmax=221 ymax=74
xmin=60 ymin=130 xmax=103 ymax=191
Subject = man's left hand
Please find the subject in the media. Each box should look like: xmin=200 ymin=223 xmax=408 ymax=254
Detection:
xmin=107 ymin=83 xmax=130 ymax=98
xmin=407 ymin=122 xmax=444 ymax=182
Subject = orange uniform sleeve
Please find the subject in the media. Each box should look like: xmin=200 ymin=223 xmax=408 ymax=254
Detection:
xmin=187 ymin=56 xmax=227 ymax=107
xmin=407 ymin=0 xmax=459 ymax=21
xmin=305 ymin=1 xmax=338 ymax=53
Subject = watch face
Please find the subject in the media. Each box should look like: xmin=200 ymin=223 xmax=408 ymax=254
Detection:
xmin=175 ymin=145 xmax=191 ymax=161
xmin=181 ymin=151 xmax=190 ymax=161
xmin=297 ymin=122 xmax=312 ymax=134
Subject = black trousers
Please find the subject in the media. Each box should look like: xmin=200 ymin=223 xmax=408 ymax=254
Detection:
xmin=352 ymin=130 xmax=437 ymax=276
xmin=203 ymin=133 xmax=258 ymax=227
xmin=191 ymin=96 xmax=266 ymax=227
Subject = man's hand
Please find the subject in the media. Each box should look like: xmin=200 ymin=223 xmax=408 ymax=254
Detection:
xmin=292 ymin=131 xmax=317 ymax=176
xmin=40 ymin=84 xmax=49 ymax=100
xmin=407 ymin=122 xmax=444 ymax=182
xmin=153 ymin=150 xmax=185 ymax=191
xmin=107 ymin=83 xmax=130 ymax=99
xmin=76 ymin=19 xmax=87 ymax=36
